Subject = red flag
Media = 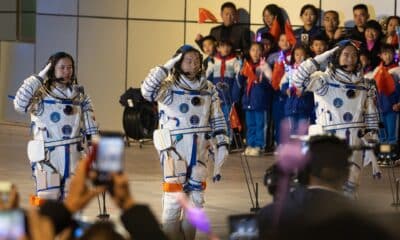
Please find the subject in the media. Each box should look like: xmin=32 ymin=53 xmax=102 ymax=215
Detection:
xmin=271 ymin=61 xmax=285 ymax=91
xmin=241 ymin=61 xmax=257 ymax=95
xmin=269 ymin=18 xmax=280 ymax=41
xmin=229 ymin=103 xmax=242 ymax=132
xmin=374 ymin=63 xmax=396 ymax=96
xmin=198 ymin=8 xmax=217 ymax=23
xmin=284 ymin=20 xmax=297 ymax=47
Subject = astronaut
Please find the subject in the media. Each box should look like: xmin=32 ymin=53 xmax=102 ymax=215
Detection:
xmin=292 ymin=41 xmax=380 ymax=197
xmin=141 ymin=45 xmax=229 ymax=240
xmin=14 ymin=52 xmax=98 ymax=205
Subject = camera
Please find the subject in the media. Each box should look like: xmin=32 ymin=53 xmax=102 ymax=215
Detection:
xmin=91 ymin=131 xmax=125 ymax=185
xmin=374 ymin=143 xmax=399 ymax=161
xmin=0 ymin=210 xmax=25 ymax=239
xmin=228 ymin=214 xmax=259 ymax=240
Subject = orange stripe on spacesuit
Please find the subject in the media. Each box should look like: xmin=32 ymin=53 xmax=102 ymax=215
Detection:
xmin=162 ymin=182 xmax=207 ymax=192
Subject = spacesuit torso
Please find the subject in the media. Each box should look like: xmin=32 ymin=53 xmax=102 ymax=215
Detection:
xmin=293 ymin=59 xmax=380 ymax=195
xmin=14 ymin=75 xmax=98 ymax=201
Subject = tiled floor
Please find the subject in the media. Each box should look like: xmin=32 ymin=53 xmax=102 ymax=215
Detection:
xmin=0 ymin=123 xmax=399 ymax=239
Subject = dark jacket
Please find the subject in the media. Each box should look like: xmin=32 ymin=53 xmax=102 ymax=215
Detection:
xmin=294 ymin=26 xmax=321 ymax=46
xmin=210 ymin=24 xmax=251 ymax=53
xmin=257 ymin=186 xmax=355 ymax=239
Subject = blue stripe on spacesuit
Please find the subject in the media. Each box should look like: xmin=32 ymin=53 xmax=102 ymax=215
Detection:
xmin=189 ymin=134 xmax=198 ymax=169
xmin=37 ymin=186 xmax=61 ymax=192
xmin=326 ymin=83 xmax=367 ymax=90
xmin=172 ymin=90 xmax=211 ymax=96
xmin=60 ymin=144 xmax=70 ymax=199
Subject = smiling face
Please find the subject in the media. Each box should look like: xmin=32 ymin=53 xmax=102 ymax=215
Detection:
xmin=339 ymin=45 xmax=359 ymax=72
xmin=263 ymin=9 xmax=276 ymax=27
xmin=54 ymin=57 xmax=73 ymax=84
xmin=364 ymin=28 xmax=379 ymax=41
xmin=180 ymin=51 xmax=201 ymax=80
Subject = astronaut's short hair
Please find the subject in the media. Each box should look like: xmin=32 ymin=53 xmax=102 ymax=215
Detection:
xmin=173 ymin=45 xmax=203 ymax=78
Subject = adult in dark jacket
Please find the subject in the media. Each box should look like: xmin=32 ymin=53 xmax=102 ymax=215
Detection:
xmin=196 ymin=2 xmax=250 ymax=54
xmin=257 ymin=135 xmax=355 ymax=238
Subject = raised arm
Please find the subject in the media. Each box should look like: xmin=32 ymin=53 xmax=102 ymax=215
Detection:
xmin=14 ymin=63 xmax=51 ymax=113
xmin=140 ymin=54 xmax=182 ymax=103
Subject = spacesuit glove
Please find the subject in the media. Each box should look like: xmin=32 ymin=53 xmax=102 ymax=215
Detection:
xmin=37 ymin=62 xmax=52 ymax=82
xmin=313 ymin=46 xmax=339 ymax=65
xmin=163 ymin=53 xmax=183 ymax=71
xmin=213 ymin=145 xmax=228 ymax=182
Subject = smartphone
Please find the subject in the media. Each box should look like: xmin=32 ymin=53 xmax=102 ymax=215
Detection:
xmin=301 ymin=33 xmax=309 ymax=45
xmin=228 ymin=214 xmax=259 ymax=240
xmin=0 ymin=210 xmax=25 ymax=239
xmin=92 ymin=132 xmax=124 ymax=185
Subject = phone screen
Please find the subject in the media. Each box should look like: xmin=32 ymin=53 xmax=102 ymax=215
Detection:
xmin=0 ymin=210 xmax=25 ymax=239
xmin=228 ymin=214 xmax=259 ymax=240
xmin=96 ymin=136 xmax=124 ymax=173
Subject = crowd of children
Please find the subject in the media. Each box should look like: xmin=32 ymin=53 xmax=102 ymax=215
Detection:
xmin=196 ymin=2 xmax=400 ymax=162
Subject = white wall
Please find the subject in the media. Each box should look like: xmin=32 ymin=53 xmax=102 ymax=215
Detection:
xmin=1 ymin=0 xmax=399 ymax=130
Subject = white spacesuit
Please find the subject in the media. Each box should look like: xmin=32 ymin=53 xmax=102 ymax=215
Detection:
xmin=141 ymin=45 xmax=228 ymax=240
xmin=14 ymin=54 xmax=98 ymax=204
xmin=292 ymin=42 xmax=380 ymax=196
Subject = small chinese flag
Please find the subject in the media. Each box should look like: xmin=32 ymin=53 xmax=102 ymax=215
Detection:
xmin=241 ymin=61 xmax=257 ymax=96
xmin=374 ymin=63 xmax=396 ymax=96
xmin=271 ymin=61 xmax=285 ymax=91
xmin=229 ymin=103 xmax=242 ymax=132
xmin=269 ymin=18 xmax=280 ymax=41
xmin=199 ymin=8 xmax=218 ymax=23
xmin=284 ymin=20 xmax=297 ymax=47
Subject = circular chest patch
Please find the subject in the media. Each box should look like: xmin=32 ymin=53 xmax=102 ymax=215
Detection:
xmin=62 ymin=125 xmax=73 ymax=136
xmin=191 ymin=96 xmax=201 ymax=106
xmin=50 ymin=112 xmax=61 ymax=123
xmin=333 ymin=98 xmax=343 ymax=108
xmin=343 ymin=112 xmax=353 ymax=122
xmin=190 ymin=115 xmax=200 ymax=125
xmin=179 ymin=103 xmax=189 ymax=113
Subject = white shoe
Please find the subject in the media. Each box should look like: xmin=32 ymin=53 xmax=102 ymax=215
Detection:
xmin=243 ymin=147 xmax=253 ymax=156
xmin=247 ymin=147 xmax=261 ymax=157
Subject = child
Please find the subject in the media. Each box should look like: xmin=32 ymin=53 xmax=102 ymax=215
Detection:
xmin=280 ymin=45 xmax=314 ymax=133
xmin=267 ymin=33 xmax=293 ymax=147
xmin=309 ymin=35 xmax=328 ymax=57
xmin=200 ymin=35 xmax=216 ymax=69
xmin=141 ymin=45 xmax=229 ymax=240
xmin=365 ymin=44 xmax=400 ymax=147
xmin=383 ymin=16 xmax=400 ymax=49
xmin=293 ymin=40 xmax=381 ymax=197
xmin=233 ymin=42 xmax=272 ymax=156
xmin=206 ymin=40 xmax=241 ymax=132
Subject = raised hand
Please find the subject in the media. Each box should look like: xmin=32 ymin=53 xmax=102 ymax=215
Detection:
xmin=163 ymin=53 xmax=183 ymax=70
